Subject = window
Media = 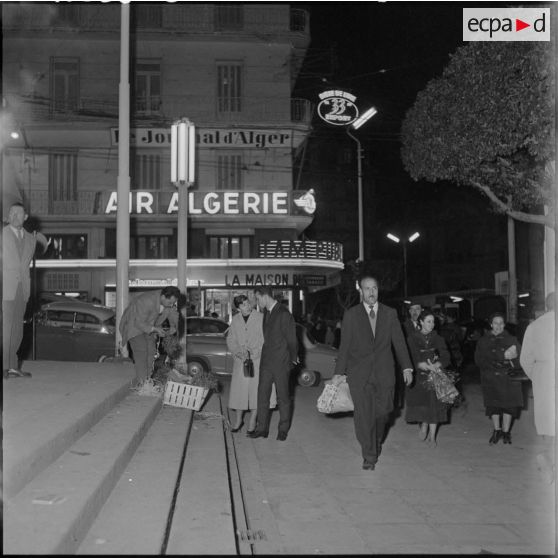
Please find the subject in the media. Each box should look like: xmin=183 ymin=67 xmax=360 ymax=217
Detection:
xmin=45 ymin=310 xmax=75 ymax=328
xmin=50 ymin=57 xmax=79 ymax=115
xmin=209 ymin=236 xmax=251 ymax=259
xmin=132 ymin=153 xmax=162 ymax=190
xmin=48 ymin=152 xmax=78 ymax=211
xmin=74 ymin=313 xmax=100 ymax=331
xmin=42 ymin=234 xmax=87 ymax=259
xmin=132 ymin=4 xmax=162 ymax=27
xmin=217 ymin=63 xmax=242 ymax=114
xmin=214 ymin=4 xmax=243 ymax=30
xmin=56 ymin=4 xmax=80 ymax=25
xmin=216 ymin=152 xmax=243 ymax=189
xmin=131 ymin=235 xmax=171 ymax=259
xmin=134 ymin=61 xmax=161 ymax=115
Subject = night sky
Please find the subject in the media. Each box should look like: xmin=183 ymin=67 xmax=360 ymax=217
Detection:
xmin=293 ymin=2 xmax=532 ymax=300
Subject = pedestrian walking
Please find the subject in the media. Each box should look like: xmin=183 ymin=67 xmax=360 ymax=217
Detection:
xmin=119 ymin=287 xmax=180 ymax=385
xmin=403 ymin=301 xmax=422 ymax=337
xmin=226 ymin=294 xmax=276 ymax=435
xmin=2 ymin=203 xmax=47 ymax=378
xmin=334 ymin=275 xmax=413 ymax=470
xmin=520 ymin=293 xmax=555 ymax=438
xmin=474 ymin=312 xmax=523 ymax=445
xmin=249 ymin=287 xmax=298 ymax=441
xmin=405 ymin=309 xmax=452 ymax=445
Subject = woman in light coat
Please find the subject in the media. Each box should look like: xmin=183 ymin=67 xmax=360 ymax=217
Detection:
xmin=520 ymin=295 xmax=555 ymax=437
xmin=227 ymin=294 xmax=276 ymax=434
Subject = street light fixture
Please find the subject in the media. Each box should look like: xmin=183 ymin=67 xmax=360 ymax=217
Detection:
xmin=387 ymin=231 xmax=420 ymax=298
xmin=171 ymin=118 xmax=196 ymax=297
xmin=346 ymin=106 xmax=378 ymax=262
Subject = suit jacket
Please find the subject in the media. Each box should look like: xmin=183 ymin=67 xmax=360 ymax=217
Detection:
xmin=2 ymin=225 xmax=37 ymax=302
xmin=260 ymin=302 xmax=298 ymax=374
xmin=334 ymin=302 xmax=412 ymax=412
xmin=403 ymin=318 xmax=420 ymax=337
xmin=119 ymin=289 xmax=179 ymax=345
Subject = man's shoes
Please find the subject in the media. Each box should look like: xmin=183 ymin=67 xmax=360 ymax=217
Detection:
xmin=277 ymin=431 xmax=288 ymax=441
xmin=362 ymin=460 xmax=376 ymax=470
xmin=247 ymin=430 xmax=268 ymax=439
xmin=7 ymin=368 xmax=32 ymax=378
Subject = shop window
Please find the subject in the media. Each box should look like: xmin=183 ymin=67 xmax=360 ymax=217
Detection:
xmin=214 ymin=4 xmax=243 ymax=30
xmin=216 ymin=152 xmax=243 ymax=189
xmin=134 ymin=61 xmax=161 ymax=115
xmin=50 ymin=57 xmax=79 ymax=116
xmin=217 ymin=62 xmax=242 ymax=114
xmin=49 ymin=151 xmax=78 ymax=211
xmin=41 ymin=233 xmax=87 ymax=259
xmin=209 ymin=236 xmax=251 ymax=259
xmin=131 ymin=235 xmax=171 ymax=259
xmin=132 ymin=152 xmax=162 ymax=190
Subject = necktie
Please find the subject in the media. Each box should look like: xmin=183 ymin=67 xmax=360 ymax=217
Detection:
xmin=369 ymin=306 xmax=376 ymax=338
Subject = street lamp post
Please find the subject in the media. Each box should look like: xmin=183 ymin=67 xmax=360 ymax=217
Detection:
xmin=387 ymin=232 xmax=420 ymax=298
xmin=346 ymin=107 xmax=377 ymax=263
xmin=170 ymin=118 xmax=196 ymax=296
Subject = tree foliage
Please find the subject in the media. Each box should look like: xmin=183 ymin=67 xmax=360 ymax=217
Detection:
xmin=401 ymin=41 xmax=555 ymax=227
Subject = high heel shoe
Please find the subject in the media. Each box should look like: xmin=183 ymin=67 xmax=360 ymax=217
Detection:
xmin=489 ymin=430 xmax=502 ymax=445
xmin=231 ymin=422 xmax=244 ymax=433
xmin=502 ymin=432 xmax=512 ymax=444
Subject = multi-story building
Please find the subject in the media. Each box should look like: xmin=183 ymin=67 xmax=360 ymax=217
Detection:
xmin=2 ymin=2 xmax=343 ymax=320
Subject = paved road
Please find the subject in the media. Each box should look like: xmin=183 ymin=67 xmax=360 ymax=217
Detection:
xmin=224 ymin=378 xmax=555 ymax=555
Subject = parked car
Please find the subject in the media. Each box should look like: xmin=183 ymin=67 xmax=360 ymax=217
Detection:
xmin=185 ymin=316 xmax=229 ymax=334
xmin=182 ymin=322 xmax=337 ymax=387
xmin=32 ymin=300 xmax=116 ymax=362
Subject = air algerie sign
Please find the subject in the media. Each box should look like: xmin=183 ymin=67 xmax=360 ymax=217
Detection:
xmin=104 ymin=190 xmax=315 ymax=216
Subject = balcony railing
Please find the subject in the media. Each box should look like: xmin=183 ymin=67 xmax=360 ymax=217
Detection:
xmin=4 ymin=4 xmax=309 ymax=36
xmin=4 ymin=93 xmax=313 ymax=126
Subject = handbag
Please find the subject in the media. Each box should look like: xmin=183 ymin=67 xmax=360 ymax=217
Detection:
xmin=317 ymin=375 xmax=354 ymax=413
xmin=243 ymin=351 xmax=254 ymax=378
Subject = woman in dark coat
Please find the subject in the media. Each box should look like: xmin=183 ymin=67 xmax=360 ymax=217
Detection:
xmin=405 ymin=310 xmax=452 ymax=445
xmin=474 ymin=312 xmax=523 ymax=445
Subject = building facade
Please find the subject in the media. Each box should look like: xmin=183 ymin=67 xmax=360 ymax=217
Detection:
xmin=2 ymin=2 xmax=343 ymax=320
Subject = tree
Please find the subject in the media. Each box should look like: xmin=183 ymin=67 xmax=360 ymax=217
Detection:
xmin=401 ymin=41 xmax=555 ymax=228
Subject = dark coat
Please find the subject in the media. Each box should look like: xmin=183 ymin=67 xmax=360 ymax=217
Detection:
xmin=405 ymin=330 xmax=451 ymax=423
xmin=474 ymin=331 xmax=523 ymax=409
xmin=403 ymin=318 xmax=420 ymax=337
xmin=334 ymin=302 xmax=412 ymax=416
xmin=260 ymin=302 xmax=298 ymax=374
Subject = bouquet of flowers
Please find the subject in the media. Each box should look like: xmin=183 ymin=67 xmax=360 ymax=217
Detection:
xmin=424 ymin=357 xmax=460 ymax=405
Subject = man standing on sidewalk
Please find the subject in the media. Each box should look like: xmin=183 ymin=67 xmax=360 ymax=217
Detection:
xmin=249 ymin=287 xmax=298 ymax=441
xmin=119 ymin=287 xmax=180 ymax=385
xmin=334 ymin=275 xmax=414 ymax=470
xmin=2 ymin=203 xmax=47 ymax=379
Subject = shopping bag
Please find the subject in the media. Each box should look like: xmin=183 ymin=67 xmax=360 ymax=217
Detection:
xmin=317 ymin=375 xmax=354 ymax=413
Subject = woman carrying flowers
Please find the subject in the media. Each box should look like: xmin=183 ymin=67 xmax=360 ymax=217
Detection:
xmin=405 ymin=309 xmax=452 ymax=445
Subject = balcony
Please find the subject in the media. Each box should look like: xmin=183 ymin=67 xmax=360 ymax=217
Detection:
xmin=4 ymin=93 xmax=313 ymax=127
xmin=3 ymin=4 xmax=309 ymax=39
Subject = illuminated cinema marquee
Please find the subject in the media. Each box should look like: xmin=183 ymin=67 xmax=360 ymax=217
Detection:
xmin=104 ymin=190 xmax=290 ymax=215
xmin=317 ymin=90 xmax=359 ymax=126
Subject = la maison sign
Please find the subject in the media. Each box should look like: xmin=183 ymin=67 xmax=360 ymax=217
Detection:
xmin=104 ymin=190 xmax=303 ymax=215
xmin=110 ymin=128 xmax=293 ymax=148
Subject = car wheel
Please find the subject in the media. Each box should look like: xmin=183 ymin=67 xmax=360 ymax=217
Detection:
xmin=186 ymin=358 xmax=208 ymax=375
xmin=297 ymin=369 xmax=320 ymax=387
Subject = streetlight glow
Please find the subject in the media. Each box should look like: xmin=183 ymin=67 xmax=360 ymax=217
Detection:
xmin=387 ymin=230 xmax=421 ymax=298
xmin=171 ymin=118 xmax=195 ymax=185
xmin=352 ymin=106 xmax=378 ymax=130
xmin=387 ymin=233 xmax=400 ymax=243
xmin=408 ymin=232 xmax=420 ymax=242
xmin=10 ymin=131 xmax=20 ymax=139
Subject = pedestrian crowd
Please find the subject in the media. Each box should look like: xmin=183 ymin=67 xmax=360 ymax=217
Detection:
xmin=2 ymin=206 xmax=554 ymax=475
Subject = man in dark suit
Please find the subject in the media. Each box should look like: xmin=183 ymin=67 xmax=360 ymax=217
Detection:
xmin=249 ymin=286 xmax=298 ymax=441
xmin=334 ymin=275 xmax=414 ymax=470
xmin=403 ymin=301 xmax=422 ymax=337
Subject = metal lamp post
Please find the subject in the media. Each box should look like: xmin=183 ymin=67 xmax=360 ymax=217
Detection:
xmin=387 ymin=231 xmax=420 ymax=298
xmin=346 ymin=107 xmax=378 ymax=263
xmin=170 ymin=118 xmax=196 ymax=296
